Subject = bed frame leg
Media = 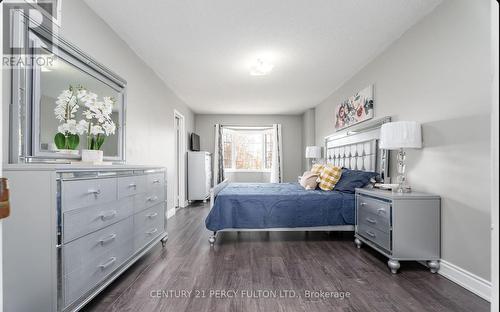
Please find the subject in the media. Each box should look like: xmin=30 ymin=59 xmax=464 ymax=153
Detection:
xmin=209 ymin=232 xmax=217 ymax=246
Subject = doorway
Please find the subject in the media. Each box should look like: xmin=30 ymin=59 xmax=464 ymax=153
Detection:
xmin=174 ymin=110 xmax=186 ymax=210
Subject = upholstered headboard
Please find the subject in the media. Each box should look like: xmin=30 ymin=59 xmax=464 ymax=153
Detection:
xmin=324 ymin=117 xmax=391 ymax=182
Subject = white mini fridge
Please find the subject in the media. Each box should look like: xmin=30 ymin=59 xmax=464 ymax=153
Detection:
xmin=188 ymin=151 xmax=212 ymax=201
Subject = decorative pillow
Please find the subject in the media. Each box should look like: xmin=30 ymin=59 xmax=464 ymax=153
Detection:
xmin=311 ymin=163 xmax=324 ymax=175
xmin=300 ymin=171 xmax=319 ymax=190
xmin=317 ymin=164 xmax=342 ymax=191
xmin=334 ymin=168 xmax=379 ymax=193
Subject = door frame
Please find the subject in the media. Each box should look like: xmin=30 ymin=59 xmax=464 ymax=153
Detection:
xmin=1 ymin=2 xmax=4 ymax=307
xmin=174 ymin=110 xmax=187 ymax=209
xmin=491 ymin=1 xmax=499 ymax=311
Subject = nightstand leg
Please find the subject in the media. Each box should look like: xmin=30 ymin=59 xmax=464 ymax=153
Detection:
xmin=388 ymin=259 xmax=400 ymax=274
xmin=354 ymin=237 xmax=362 ymax=249
xmin=427 ymin=260 xmax=440 ymax=274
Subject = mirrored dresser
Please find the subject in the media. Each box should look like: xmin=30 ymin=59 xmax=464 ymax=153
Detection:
xmin=3 ymin=7 xmax=168 ymax=312
xmin=2 ymin=165 xmax=168 ymax=312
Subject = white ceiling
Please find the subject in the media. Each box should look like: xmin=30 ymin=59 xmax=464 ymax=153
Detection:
xmin=84 ymin=0 xmax=441 ymax=115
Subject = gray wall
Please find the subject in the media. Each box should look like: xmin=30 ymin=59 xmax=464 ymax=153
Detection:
xmin=2 ymin=1 xmax=195 ymax=214
xmin=302 ymin=108 xmax=316 ymax=171
xmin=195 ymin=114 xmax=303 ymax=183
xmin=314 ymin=0 xmax=491 ymax=280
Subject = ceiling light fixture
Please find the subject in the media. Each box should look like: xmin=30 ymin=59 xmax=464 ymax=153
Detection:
xmin=249 ymin=58 xmax=274 ymax=76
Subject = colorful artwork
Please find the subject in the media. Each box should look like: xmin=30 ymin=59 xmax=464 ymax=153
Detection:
xmin=335 ymin=85 xmax=374 ymax=131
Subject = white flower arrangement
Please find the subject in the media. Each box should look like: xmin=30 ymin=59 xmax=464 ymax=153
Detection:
xmin=54 ymin=86 xmax=86 ymax=150
xmin=57 ymin=119 xmax=88 ymax=136
xmin=54 ymin=85 xmax=116 ymax=152
xmin=80 ymin=91 xmax=117 ymax=150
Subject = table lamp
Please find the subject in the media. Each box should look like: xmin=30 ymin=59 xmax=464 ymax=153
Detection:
xmin=380 ymin=121 xmax=422 ymax=193
xmin=305 ymin=146 xmax=322 ymax=168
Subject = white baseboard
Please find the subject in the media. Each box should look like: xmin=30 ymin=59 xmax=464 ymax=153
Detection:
xmin=438 ymin=260 xmax=491 ymax=302
xmin=166 ymin=208 xmax=176 ymax=219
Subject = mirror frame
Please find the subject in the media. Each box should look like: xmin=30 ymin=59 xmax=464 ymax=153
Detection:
xmin=9 ymin=9 xmax=127 ymax=163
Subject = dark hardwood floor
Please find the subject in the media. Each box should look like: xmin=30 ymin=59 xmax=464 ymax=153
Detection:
xmin=83 ymin=202 xmax=489 ymax=312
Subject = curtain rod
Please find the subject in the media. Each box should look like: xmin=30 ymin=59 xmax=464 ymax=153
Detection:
xmin=215 ymin=124 xmax=274 ymax=129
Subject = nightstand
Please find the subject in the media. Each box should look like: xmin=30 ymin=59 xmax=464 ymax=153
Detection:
xmin=354 ymin=188 xmax=441 ymax=274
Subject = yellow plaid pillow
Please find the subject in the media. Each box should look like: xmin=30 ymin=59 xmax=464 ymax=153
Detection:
xmin=318 ymin=164 xmax=342 ymax=191
xmin=311 ymin=163 xmax=324 ymax=175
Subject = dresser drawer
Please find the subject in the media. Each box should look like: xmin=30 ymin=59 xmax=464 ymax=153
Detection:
xmin=62 ymin=178 xmax=117 ymax=212
xmin=134 ymin=204 xmax=164 ymax=233
xmin=63 ymin=216 xmax=134 ymax=275
xmin=357 ymin=195 xmax=391 ymax=221
xmin=358 ymin=223 xmax=391 ymax=251
xmin=63 ymin=218 xmax=134 ymax=307
xmin=147 ymin=173 xmax=165 ymax=191
xmin=117 ymin=175 xmax=146 ymax=199
xmin=134 ymin=191 xmax=165 ymax=212
xmin=63 ymin=240 xmax=133 ymax=308
xmin=358 ymin=209 xmax=391 ymax=234
xmin=63 ymin=198 xmax=134 ymax=243
xmin=134 ymin=205 xmax=164 ymax=251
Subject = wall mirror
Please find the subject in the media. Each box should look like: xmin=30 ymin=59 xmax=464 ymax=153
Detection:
xmin=10 ymin=9 xmax=126 ymax=163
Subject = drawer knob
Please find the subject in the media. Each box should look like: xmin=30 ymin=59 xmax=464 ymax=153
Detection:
xmin=99 ymin=210 xmax=117 ymax=221
xmin=146 ymin=228 xmax=158 ymax=235
xmin=366 ymin=217 xmax=377 ymax=224
xmin=128 ymin=183 xmax=137 ymax=189
xmin=88 ymin=189 xmax=101 ymax=198
xmin=365 ymin=230 xmax=376 ymax=238
xmin=361 ymin=202 xmax=367 ymax=206
xmin=99 ymin=257 xmax=116 ymax=270
xmin=377 ymin=208 xmax=386 ymax=214
xmin=99 ymin=233 xmax=117 ymax=245
xmin=147 ymin=196 xmax=158 ymax=202
xmin=152 ymin=179 xmax=161 ymax=184
xmin=147 ymin=212 xmax=158 ymax=219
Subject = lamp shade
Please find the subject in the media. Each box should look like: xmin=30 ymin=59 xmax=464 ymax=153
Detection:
xmin=305 ymin=146 xmax=322 ymax=159
xmin=380 ymin=121 xmax=422 ymax=150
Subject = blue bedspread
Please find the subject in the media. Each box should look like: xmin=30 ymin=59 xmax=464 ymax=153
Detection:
xmin=205 ymin=183 xmax=355 ymax=231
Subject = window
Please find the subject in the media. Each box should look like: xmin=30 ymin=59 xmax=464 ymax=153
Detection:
xmin=222 ymin=128 xmax=273 ymax=171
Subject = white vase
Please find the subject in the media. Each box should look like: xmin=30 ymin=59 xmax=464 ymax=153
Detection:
xmin=81 ymin=149 xmax=103 ymax=163
xmin=55 ymin=149 xmax=80 ymax=156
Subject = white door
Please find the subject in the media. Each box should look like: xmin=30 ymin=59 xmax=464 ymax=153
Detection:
xmin=173 ymin=110 xmax=186 ymax=209
xmin=174 ymin=115 xmax=180 ymax=208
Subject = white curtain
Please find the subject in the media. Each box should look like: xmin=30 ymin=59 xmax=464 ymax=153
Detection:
xmin=270 ymin=124 xmax=283 ymax=183
xmin=213 ymin=124 xmax=225 ymax=185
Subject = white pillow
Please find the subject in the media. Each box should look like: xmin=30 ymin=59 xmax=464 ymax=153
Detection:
xmin=300 ymin=171 xmax=319 ymax=190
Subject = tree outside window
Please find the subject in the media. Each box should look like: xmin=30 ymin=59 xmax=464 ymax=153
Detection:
xmin=222 ymin=128 xmax=273 ymax=171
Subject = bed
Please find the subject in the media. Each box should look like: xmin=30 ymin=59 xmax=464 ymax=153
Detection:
xmin=206 ymin=182 xmax=355 ymax=231
xmin=206 ymin=117 xmax=391 ymax=245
